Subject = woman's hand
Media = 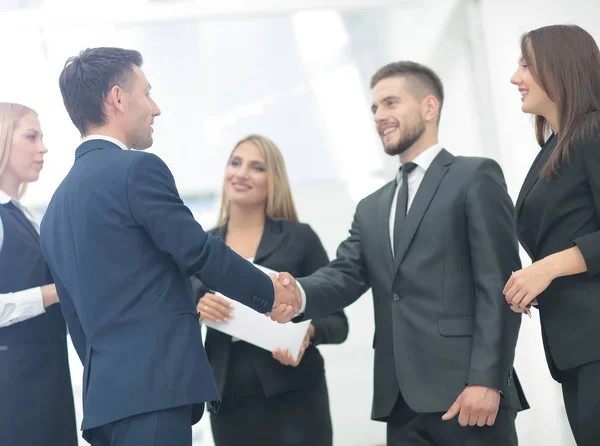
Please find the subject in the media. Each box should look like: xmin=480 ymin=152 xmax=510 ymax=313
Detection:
xmin=503 ymin=261 xmax=554 ymax=309
xmin=41 ymin=284 xmax=59 ymax=308
xmin=197 ymin=293 xmax=233 ymax=323
xmin=272 ymin=324 xmax=314 ymax=367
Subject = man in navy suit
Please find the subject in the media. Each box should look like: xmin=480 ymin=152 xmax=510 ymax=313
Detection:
xmin=39 ymin=47 xmax=300 ymax=446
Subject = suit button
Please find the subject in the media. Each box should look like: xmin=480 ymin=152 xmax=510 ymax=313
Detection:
xmin=252 ymin=295 xmax=258 ymax=303
xmin=392 ymin=294 xmax=400 ymax=302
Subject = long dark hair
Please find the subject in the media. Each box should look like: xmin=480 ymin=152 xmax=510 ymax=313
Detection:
xmin=521 ymin=24 xmax=600 ymax=179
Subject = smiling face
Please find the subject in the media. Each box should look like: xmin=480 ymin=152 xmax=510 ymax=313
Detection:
xmin=371 ymin=76 xmax=426 ymax=156
xmin=224 ymin=141 xmax=269 ymax=209
xmin=510 ymin=42 xmax=557 ymax=122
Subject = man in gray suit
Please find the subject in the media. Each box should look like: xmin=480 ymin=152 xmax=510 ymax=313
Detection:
xmin=274 ymin=61 xmax=528 ymax=445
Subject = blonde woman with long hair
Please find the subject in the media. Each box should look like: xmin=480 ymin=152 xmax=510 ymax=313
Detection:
xmin=194 ymin=135 xmax=348 ymax=446
xmin=0 ymin=102 xmax=77 ymax=445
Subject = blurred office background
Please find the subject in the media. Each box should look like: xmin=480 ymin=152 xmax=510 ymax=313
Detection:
xmin=1 ymin=0 xmax=599 ymax=444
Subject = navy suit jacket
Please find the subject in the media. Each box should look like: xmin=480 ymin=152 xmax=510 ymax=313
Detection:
xmin=39 ymin=139 xmax=274 ymax=432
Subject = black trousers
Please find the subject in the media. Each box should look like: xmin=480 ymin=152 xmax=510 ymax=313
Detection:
xmin=87 ymin=405 xmax=193 ymax=446
xmin=386 ymin=392 xmax=518 ymax=446
xmin=561 ymin=359 xmax=600 ymax=446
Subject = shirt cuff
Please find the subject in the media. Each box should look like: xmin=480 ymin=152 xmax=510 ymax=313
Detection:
xmin=0 ymin=286 xmax=45 ymax=328
xmin=296 ymin=281 xmax=307 ymax=315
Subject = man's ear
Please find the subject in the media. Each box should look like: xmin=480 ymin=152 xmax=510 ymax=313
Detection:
xmin=422 ymin=95 xmax=440 ymax=124
xmin=106 ymin=85 xmax=126 ymax=113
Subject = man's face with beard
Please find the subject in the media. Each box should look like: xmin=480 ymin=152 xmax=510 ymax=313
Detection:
xmin=371 ymin=76 xmax=426 ymax=156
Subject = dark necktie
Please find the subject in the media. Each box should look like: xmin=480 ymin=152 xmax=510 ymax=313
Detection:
xmin=393 ymin=162 xmax=417 ymax=256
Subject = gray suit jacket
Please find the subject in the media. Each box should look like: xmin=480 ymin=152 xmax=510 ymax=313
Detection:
xmin=298 ymin=149 xmax=529 ymax=420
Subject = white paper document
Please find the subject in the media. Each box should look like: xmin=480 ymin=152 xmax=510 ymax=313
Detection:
xmin=203 ymin=264 xmax=311 ymax=360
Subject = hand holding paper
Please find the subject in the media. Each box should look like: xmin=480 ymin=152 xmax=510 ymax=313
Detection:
xmin=197 ymin=292 xmax=233 ymax=323
xmin=203 ymin=265 xmax=311 ymax=360
xmin=272 ymin=326 xmax=312 ymax=367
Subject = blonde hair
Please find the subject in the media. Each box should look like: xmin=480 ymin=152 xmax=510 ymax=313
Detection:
xmin=0 ymin=102 xmax=37 ymax=199
xmin=217 ymin=134 xmax=299 ymax=226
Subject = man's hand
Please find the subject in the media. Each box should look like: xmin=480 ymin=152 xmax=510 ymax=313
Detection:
xmin=441 ymin=385 xmax=501 ymax=427
xmin=197 ymin=292 xmax=233 ymax=323
xmin=266 ymin=272 xmax=302 ymax=323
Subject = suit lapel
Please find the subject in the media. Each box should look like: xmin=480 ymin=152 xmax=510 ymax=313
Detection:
xmin=2 ymin=202 xmax=40 ymax=244
xmin=377 ymin=181 xmax=396 ymax=271
xmin=212 ymin=218 xmax=287 ymax=265
xmin=393 ymin=149 xmax=453 ymax=272
xmin=514 ymin=136 xmax=555 ymax=218
xmin=254 ymin=218 xmax=287 ymax=264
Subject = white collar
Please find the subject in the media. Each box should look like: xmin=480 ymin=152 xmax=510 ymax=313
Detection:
xmin=0 ymin=189 xmax=16 ymax=205
xmin=82 ymin=134 xmax=129 ymax=151
xmin=396 ymin=143 xmax=444 ymax=183
xmin=407 ymin=143 xmax=443 ymax=171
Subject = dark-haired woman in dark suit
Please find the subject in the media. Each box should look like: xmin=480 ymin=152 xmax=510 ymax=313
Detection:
xmin=505 ymin=24 xmax=600 ymax=446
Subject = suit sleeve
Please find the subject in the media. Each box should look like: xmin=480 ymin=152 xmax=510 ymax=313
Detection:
xmin=53 ymin=271 xmax=87 ymax=363
xmin=298 ymin=205 xmax=370 ymax=320
xmin=464 ymin=159 xmax=522 ymax=391
xmin=126 ymin=153 xmax=274 ymax=313
xmin=301 ymin=225 xmax=349 ymax=346
xmin=573 ymin=131 xmax=600 ymax=275
xmin=190 ymin=277 xmax=210 ymax=305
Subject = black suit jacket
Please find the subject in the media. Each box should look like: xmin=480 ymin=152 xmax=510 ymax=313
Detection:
xmin=194 ymin=218 xmax=348 ymax=398
xmin=516 ymin=130 xmax=600 ymax=378
xmin=297 ymin=149 xmax=528 ymax=420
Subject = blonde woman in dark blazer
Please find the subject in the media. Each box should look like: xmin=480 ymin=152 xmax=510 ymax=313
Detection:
xmin=194 ymin=135 xmax=348 ymax=446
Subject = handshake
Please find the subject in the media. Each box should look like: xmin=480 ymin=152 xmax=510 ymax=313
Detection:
xmin=266 ymin=272 xmax=303 ymax=323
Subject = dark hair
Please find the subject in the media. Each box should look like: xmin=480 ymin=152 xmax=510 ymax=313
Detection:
xmin=370 ymin=61 xmax=445 ymax=123
xmin=521 ymin=25 xmax=600 ymax=179
xmin=58 ymin=47 xmax=143 ymax=136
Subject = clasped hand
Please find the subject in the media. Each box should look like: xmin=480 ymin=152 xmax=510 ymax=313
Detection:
xmin=266 ymin=272 xmax=302 ymax=323
xmin=197 ymin=272 xmax=303 ymax=324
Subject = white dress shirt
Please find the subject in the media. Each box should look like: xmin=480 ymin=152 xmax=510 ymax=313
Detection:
xmin=389 ymin=144 xmax=443 ymax=256
xmin=297 ymin=144 xmax=444 ymax=313
xmin=82 ymin=134 xmax=129 ymax=151
xmin=0 ymin=189 xmax=45 ymax=327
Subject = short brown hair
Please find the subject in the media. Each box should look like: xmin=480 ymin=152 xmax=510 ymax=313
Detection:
xmin=59 ymin=47 xmax=143 ymax=136
xmin=370 ymin=61 xmax=444 ymax=121
xmin=521 ymin=24 xmax=600 ymax=179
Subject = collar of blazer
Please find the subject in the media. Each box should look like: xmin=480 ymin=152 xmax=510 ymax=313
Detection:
xmin=75 ymin=139 xmax=123 ymax=161
xmin=211 ymin=217 xmax=288 ymax=264
xmin=380 ymin=148 xmax=454 ymax=275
